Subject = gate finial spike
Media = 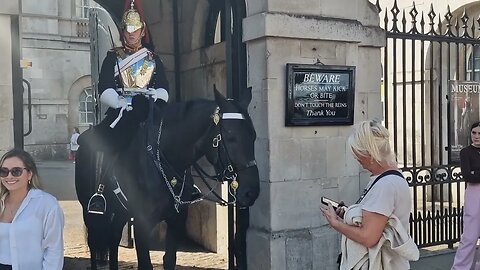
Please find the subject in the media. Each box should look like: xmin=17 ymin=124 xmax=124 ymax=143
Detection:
xmin=476 ymin=16 xmax=480 ymax=37
xmin=374 ymin=0 xmax=381 ymax=13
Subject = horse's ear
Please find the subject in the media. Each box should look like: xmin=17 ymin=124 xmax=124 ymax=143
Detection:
xmin=238 ymin=86 xmax=253 ymax=110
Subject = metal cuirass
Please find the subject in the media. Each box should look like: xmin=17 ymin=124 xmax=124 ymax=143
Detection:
xmin=117 ymin=49 xmax=156 ymax=89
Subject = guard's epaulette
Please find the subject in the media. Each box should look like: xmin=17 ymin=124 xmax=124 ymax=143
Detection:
xmin=111 ymin=47 xmax=127 ymax=58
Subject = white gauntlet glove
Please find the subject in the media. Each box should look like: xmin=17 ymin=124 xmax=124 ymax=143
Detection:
xmin=146 ymin=88 xmax=169 ymax=102
xmin=100 ymin=88 xmax=128 ymax=109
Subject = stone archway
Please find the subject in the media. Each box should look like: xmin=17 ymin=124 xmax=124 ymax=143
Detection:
xmin=91 ymin=0 xmax=249 ymax=263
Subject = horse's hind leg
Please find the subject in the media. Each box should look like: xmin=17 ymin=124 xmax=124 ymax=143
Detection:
xmin=163 ymin=208 xmax=188 ymax=270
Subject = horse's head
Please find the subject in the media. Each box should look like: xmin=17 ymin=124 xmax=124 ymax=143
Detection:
xmin=204 ymin=86 xmax=260 ymax=207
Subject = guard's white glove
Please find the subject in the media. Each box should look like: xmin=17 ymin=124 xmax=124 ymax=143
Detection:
xmin=146 ymin=88 xmax=169 ymax=102
xmin=100 ymin=88 xmax=128 ymax=109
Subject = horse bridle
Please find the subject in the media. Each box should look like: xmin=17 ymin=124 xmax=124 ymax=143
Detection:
xmin=147 ymin=105 xmax=257 ymax=211
xmin=208 ymin=107 xmax=258 ymax=191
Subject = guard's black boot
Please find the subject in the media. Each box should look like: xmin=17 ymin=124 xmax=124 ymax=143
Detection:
xmin=87 ymin=193 xmax=106 ymax=215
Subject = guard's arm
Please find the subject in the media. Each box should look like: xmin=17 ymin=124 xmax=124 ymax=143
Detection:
xmin=98 ymin=51 xmax=118 ymax=95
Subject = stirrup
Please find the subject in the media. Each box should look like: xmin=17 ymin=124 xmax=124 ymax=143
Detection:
xmin=87 ymin=184 xmax=106 ymax=215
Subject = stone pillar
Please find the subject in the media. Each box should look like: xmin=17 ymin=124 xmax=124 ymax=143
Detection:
xmin=243 ymin=0 xmax=385 ymax=269
xmin=0 ymin=0 xmax=20 ymax=154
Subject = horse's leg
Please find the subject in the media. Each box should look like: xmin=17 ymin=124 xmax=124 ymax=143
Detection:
xmin=89 ymin=244 xmax=97 ymax=270
xmin=163 ymin=207 xmax=188 ymax=270
xmin=133 ymin=218 xmax=153 ymax=270
xmin=108 ymin=215 xmax=127 ymax=270
xmin=87 ymin=226 xmax=98 ymax=270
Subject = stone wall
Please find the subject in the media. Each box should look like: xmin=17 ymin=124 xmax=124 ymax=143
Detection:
xmin=244 ymin=0 xmax=385 ymax=268
xmin=0 ymin=1 xmax=19 ymax=155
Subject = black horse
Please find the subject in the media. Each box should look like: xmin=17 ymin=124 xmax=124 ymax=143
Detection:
xmin=75 ymin=87 xmax=260 ymax=270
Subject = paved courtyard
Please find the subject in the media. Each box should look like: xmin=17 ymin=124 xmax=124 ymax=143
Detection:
xmin=61 ymin=200 xmax=227 ymax=270
xmin=37 ymin=161 xmax=227 ymax=270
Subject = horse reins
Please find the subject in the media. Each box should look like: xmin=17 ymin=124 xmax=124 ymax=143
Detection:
xmin=146 ymin=104 xmax=257 ymax=211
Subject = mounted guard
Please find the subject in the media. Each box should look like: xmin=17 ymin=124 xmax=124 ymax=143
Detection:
xmin=82 ymin=0 xmax=199 ymax=215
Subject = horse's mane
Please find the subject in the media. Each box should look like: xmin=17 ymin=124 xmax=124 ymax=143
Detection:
xmin=162 ymin=99 xmax=217 ymax=124
xmin=158 ymin=98 xmax=255 ymax=134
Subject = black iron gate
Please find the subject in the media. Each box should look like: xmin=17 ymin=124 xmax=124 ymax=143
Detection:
xmin=379 ymin=0 xmax=480 ymax=248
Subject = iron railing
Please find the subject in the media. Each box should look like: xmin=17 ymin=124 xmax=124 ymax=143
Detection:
xmin=377 ymin=0 xmax=480 ymax=248
xmin=402 ymin=165 xmax=463 ymax=248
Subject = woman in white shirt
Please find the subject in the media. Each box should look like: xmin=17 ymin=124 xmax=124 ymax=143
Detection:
xmin=321 ymin=120 xmax=418 ymax=269
xmin=0 ymin=149 xmax=64 ymax=270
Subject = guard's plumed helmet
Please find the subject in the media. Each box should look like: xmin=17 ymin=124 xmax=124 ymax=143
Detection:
xmin=122 ymin=0 xmax=145 ymax=33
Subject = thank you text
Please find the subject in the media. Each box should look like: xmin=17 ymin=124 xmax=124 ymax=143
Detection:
xmin=286 ymin=64 xmax=355 ymax=126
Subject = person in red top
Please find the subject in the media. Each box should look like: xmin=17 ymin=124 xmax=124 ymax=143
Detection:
xmin=452 ymin=121 xmax=480 ymax=269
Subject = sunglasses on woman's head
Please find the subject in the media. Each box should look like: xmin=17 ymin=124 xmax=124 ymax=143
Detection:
xmin=0 ymin=167 xmax=28 ymax=177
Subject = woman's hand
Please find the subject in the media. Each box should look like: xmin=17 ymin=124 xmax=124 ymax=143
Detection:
xmin=336 ymin=201 xmax=346 ymax=218
xmin=320 ymin=203 xmax=343 ymax=228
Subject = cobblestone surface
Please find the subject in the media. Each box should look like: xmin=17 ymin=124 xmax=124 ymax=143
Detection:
xmin=61 ymin=201 xmax=228 ymax=270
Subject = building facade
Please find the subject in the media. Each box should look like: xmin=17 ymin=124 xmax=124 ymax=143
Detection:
xmin=0 ymin=1 xmax=20 ymax=155
xmin=20 ymin=0 xmax=97 ymax=160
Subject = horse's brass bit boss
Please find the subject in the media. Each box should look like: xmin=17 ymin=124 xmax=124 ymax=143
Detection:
xmin=230 ymin=180 xmax=239 ymax=191
xmin=213 ymin=107 xmax=220 ymax=125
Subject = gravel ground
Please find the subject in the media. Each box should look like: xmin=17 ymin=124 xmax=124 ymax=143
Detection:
xmin=60 ymin=201 xmax=227 ymax=270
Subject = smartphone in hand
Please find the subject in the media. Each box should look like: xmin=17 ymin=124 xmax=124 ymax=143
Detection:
xmin=321 ymin=196 xmax=340 ymax=210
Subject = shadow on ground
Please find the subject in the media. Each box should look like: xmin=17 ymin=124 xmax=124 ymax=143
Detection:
xmin=64 ymin=256 xmax=225 ymax=270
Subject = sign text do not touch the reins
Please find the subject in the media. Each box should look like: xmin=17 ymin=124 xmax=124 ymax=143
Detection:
xmin=286 ymin=64 xmax=355 ymax=126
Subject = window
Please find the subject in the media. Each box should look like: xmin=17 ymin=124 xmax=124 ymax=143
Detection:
xmin=79 ymin=88 xmax=94 ymax=125
xmin=467 ymin=45 xmax=480 ymax=81
xmin=76 ymin=0 xmax=91 ymax=19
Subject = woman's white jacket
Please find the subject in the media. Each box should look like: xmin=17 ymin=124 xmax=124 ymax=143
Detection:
xmin=8 ymin=188 xmax=64 ymax=270
xmin=340 ymin=204 xmax=419 ymax=270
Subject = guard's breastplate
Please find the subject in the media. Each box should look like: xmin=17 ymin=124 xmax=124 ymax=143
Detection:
xmin=117 ymin=49 xmax=156 ymax=89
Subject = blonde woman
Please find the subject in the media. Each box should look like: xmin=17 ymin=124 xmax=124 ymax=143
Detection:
xmin=321 ymin=120 xmax=418 ymax=269
xmin=0 ymin=149 xmax=64 ymax=270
